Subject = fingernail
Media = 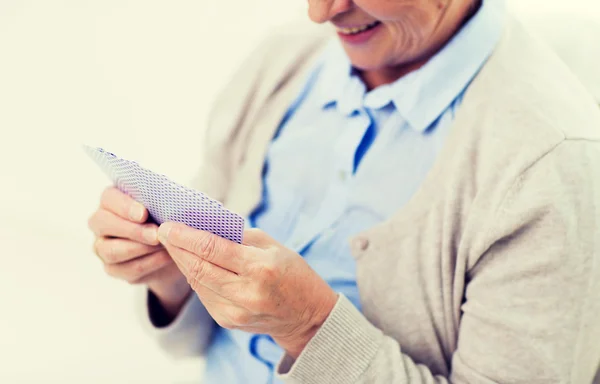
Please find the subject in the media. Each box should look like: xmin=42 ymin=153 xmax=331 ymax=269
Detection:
xmin=158 ymin=224 xmax=171 ymax=244
xmin=143 ymin=226 xmax=158 ymax=244
xmin=129 ymin=202 xmax=145 ymax=222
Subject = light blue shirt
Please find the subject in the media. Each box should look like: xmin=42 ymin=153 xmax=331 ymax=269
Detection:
xmin=203 ymin=2 xmax=505 ymax=383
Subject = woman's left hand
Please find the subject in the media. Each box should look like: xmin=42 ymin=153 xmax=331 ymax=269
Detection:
xmin=157 ymin=222 xmax=338 ymax=358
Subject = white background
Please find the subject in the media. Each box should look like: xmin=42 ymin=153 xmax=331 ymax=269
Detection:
xmin=0 ymin=1 xmax=598 ymax=383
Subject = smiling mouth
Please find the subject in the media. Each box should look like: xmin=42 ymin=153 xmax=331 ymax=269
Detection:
xmin=336 ymin=21 xmax=381 ymax=35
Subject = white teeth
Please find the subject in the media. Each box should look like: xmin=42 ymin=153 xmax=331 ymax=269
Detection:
xmin=337 ymin=21 xmax=379 ymax=35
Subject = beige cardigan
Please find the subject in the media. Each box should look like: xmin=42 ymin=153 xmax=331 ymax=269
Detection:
xmin=137 ymin=17 xmax=600 ymax=384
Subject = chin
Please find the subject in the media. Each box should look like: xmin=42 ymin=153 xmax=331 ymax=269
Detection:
xmin=341 ymin=43 xmax=398 ymax=73
xmin=347 ymin=56 xmax=387 ymax=72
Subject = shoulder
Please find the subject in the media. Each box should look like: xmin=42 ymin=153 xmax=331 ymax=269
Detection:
xmin=447 ymin=17 xmax=600 ymax=242
xmin=461 ymin=17 xmax=600 ymax=149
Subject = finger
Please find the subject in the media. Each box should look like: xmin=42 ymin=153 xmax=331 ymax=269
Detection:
xmin=88 ymin=209 xmax=159 ymax=245
xmin=100 ymin=186 xmax=148 ymax=223
xmin=94 ymin=237 xmax=163 ymax=264
xmin=242 ymin=228 xmax=276 ymax=249
xmin=104 ymin=250 xmax=172 ymax=284
xmin=169 ymin=254 xmax=257 ymax=329
xmin=158 ymin=222 xmax=246 ymax=273
xmin=163 ymin=242 xmax=239 ymax=295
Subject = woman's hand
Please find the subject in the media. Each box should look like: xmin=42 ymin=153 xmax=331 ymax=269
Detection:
xmin=157 ymin=222 xmax=338 ymax=358
xmin=88 ymin=187 xmax=191 ymax=318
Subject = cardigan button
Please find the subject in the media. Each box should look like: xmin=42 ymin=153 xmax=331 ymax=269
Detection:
xmin=353 ymin=237 xmax=370 ymax=251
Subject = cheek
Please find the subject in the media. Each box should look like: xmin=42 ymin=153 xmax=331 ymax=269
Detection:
xmin=354 ymin=0 xmax=439 ymax=34
xmin=344 ymin=4 xmax=441 ymax=67
xmin=331 ymin=0 xmax=448 ymax=73
xmin=353 ymin=0 xmax=419 ymax=19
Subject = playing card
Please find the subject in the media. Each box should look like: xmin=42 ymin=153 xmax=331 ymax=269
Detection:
xmin=83 ymin=145 xmax=244 ymax=243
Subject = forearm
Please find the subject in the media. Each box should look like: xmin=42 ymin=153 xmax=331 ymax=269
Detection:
xmin=276 ymin=295 xmax=453 ymax=384
xmin=275 ymin=295 xmax=579 ymax=384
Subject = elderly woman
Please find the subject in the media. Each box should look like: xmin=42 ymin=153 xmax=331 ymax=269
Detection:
xmin=88 ymin=0 xmax=600 ymax=382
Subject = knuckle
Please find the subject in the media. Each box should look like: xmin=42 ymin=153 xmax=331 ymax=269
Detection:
xmin=92 ymin=237 xmax=102 ymax=256
xmin=88 ymin=210 xmax=112 ymax=236
xmin=245 ymin=227 xmax=265 ymax=238
xmin=132 ymin=223 xmax=157 ymax=244
xmin=130 ymin=225 xmax=145 ymax=242
xmin=258 ymin=260 xmax=279 ymax=280
xmin=243 ymin=228 xmax=262 ymax=241
xmin=87 ymin=213 xmax=100 ymax=233
xmin=188 ymin=259 xmax=207 ymax=282
xmin=94 ymin=238 xmax=106 ymax=259
xmin=191 ymin=234 xmax=217 ymax=261
xmin=102 ymin=243 xmax=118 ymax=263
xmin=96 ymin=239 xmax=113 ymax=260
xmin=245 ymin=228 xmax=262 ymax=236
xmin=101 ymin=186 xmax=117 ymax=202
xmin=87 ymin=215 xmax=95 ymax=231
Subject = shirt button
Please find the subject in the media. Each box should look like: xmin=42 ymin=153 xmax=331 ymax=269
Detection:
xmin=353 ymin=237 xmax=369 ymax=251
xmin=338 ymin=170 xmax=347 ymax=182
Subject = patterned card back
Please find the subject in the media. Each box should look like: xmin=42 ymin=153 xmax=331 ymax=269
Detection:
xmin=83 ymin=146 xmax=244 ymax=243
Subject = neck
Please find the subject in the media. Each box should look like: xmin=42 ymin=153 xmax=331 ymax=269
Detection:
xmin=359 ymin=0 xmax=482 ymax=90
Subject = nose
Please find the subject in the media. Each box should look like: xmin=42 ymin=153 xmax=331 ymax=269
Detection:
xmin=307 ymin=0 xmax=353 ymax=24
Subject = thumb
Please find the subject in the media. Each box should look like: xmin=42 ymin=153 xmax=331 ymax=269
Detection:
xmin=242 ymin=228 xmax=277 ymax=249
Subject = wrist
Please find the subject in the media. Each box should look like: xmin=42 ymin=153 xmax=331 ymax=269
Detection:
xmin=275 ymin=290 xmax=338 ymax=359
xmin=149 ymin=279 xmax=192 ymax=320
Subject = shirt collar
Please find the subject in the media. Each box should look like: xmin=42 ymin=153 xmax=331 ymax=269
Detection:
xmin=314 ymin=0 xmax=507 ymax=132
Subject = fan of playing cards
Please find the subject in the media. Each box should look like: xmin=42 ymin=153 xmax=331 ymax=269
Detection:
xmin=83 ymin=145 xmax=245 ymax=244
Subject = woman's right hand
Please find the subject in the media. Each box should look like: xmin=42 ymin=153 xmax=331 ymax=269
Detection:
xmin=88 ymin=187 xmax=191 ymax=319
